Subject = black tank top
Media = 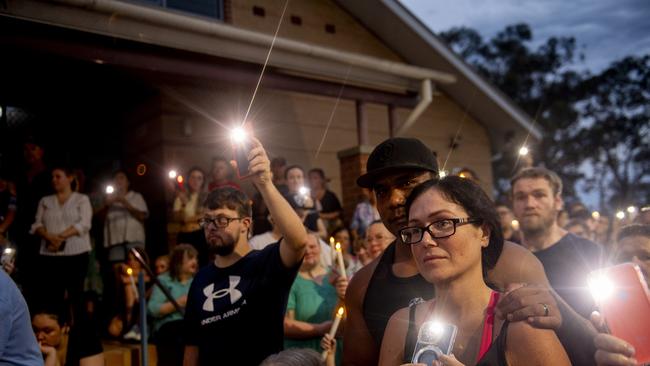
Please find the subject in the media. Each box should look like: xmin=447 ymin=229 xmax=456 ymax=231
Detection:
xmin=363 ymin=241 xmax=434 ymax=347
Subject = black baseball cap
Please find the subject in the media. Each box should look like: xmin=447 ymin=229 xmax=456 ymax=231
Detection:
xmin=357 ymin=137 xmax=439 ymax=188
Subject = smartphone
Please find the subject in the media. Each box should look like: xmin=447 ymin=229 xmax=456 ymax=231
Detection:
xmin=232 ymin=138 xmax=252 ymax=179
xmin=589 ymin=263 xmax=650 ymax=363
xmin=411 ymin=321 xmax=458 ymax=365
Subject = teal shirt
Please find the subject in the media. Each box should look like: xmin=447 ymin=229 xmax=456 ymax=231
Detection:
xmin=284 ymin=272 xmax=343 ymax=365
xmin=147 ymin=272 xmax=193 ymax=332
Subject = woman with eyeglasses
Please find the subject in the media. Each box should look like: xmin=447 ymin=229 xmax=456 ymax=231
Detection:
xmin=379 ymin=177 xmax=569 ymax=366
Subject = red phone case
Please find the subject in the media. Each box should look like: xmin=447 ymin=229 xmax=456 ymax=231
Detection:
xmin=592 ymin=263 xmax=650 ymax=363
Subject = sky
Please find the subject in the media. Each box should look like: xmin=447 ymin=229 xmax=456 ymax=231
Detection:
xmin=399 ymin=0 xmax=650 ymax=73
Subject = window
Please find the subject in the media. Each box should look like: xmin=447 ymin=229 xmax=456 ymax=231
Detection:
xmin=130 ymin=0 xmax=224 ymax=20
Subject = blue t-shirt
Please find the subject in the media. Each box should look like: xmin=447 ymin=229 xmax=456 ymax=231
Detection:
xmin=0 ymin=270 xmax=42 ymax=366
xmin=183 ymin=242 xmax=300 ymax=366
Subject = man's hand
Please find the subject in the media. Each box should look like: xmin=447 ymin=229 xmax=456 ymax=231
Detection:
xmin=318 ymin=320 xmax=334 ymax=335
xmin=591 ymin=311 xmax=637 ymax=366
xmin=334 ymin=276 xmax=348 ymax=300
xmin=177 ymin=295 xmax=188 ymax=308
xmin=244 ymin=137 xmax=272 ymax=188
xmin=2 ymin=257 xmax=15 ymax=275
xmin=437 ymin=354 xmax=466 ymax=366
xmin=496 ymin=283 xmax=562 ymax=329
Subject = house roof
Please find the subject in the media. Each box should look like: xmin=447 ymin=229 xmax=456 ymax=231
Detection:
xmin=335 ymin=0 xmax=542 ymax=145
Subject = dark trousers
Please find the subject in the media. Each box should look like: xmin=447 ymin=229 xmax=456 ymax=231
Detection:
xmin=33 ymin=253 xmax=89 ymax=320
xmin=154 ymin=320 xmax=185 ymax=366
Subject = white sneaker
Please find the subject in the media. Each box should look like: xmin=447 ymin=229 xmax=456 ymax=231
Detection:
xmin=123 ymin=325 xmax=141 ymax=341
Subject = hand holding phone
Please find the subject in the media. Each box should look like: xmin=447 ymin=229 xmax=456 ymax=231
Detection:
xmin=588 ymin=263 xmax=650 ymax=364
xmin=411 ymin=321 xmax=458 ymax=366
xmin=231 ymin=127 xmax=252 ymax=179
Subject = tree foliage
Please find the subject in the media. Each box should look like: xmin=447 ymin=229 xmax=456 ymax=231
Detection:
xmin=439 ymin=24 xmax=650 ymax=209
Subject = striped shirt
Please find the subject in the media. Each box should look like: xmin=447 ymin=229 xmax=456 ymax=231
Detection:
xmin=30 ymin=192 xmax=92 ymax=256
xmin=104 ymin=191 xmax=148 ymax=247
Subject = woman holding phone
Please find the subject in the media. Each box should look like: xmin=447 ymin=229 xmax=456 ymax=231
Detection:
xmin=379 ymin=177 xmax=569 ymax=366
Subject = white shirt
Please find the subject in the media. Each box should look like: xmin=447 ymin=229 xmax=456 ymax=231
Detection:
xmin=104 ymin=191 xmax=148 ymax=247
xmin=31 ymin=192 xmax=92 ymax=256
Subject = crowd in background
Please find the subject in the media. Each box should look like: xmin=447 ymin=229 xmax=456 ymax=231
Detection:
xmin=1 ymin=135 xmax=649 ymax=366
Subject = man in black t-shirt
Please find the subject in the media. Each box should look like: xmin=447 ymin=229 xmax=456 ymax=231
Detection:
xmin=511 ymin=167 xmax=603 ymax=318
xmin=183 ymin=137 xmax=309 ymax=366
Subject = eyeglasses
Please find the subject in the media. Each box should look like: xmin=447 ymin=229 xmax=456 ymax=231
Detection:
xmin=199 ymin=216 xmax=244 ymax=228
xmin=399 ymin=218 xmax=480 ymax=244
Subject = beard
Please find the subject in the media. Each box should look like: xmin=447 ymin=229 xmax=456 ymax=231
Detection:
xmin=206 ymin=231 xmax=238 ymax=257
xmin=520 ymin=211 xmax=556 ymax=236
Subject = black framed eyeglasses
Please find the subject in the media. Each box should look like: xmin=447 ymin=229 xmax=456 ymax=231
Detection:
xmin=199 ymin=216 xmax=244 ymax=228
xmin=399 ymin=218 xmax=480 ymax=244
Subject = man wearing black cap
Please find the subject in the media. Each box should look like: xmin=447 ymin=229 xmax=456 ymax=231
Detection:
xmin=343 ymin=137 xmax=592 ymax=366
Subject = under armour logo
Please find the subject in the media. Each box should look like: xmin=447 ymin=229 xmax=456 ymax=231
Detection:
xmin=202 ymin=276 xmax=243 ymax=311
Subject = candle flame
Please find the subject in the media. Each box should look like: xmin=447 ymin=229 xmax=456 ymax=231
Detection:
xmin=177 ymin=175 xmax=184 ymax=184
xmin=126 ymin=267 xmax=133 ymax=276
xmin=329 ymin=237 xmax=335 ymax=245
xmin=337 ymin=307 xmax=345 ymax=316
xmin=335 ymin=242 xmax=342 ymax=251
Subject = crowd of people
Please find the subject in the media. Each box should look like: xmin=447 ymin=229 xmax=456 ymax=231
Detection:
xmin=1 ymin=134 xmax=649 ymax=366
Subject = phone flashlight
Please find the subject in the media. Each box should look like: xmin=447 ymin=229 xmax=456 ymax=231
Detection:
xmin=168 ymin=170 xmax=178 ymax=179
xmin=587 ymin=271 xmax=615 ymax=303
xmin=105 ymin=185 xmax=115 ymax=195
xmin=299 ymin=186 xmax=310 ymax=197
xmin=231 ymin=127 xmax=252 ymax=179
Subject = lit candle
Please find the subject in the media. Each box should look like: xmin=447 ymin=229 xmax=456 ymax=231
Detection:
xmin=335 ymin=242 xmax=347 ymax=280
xmin=511 ymin=219 xmax=520 ymax=231
xmin=321 ymin=306 xmax=345 ymax=360
xmin=329 ymin=237 xmax=336 ymax=261
xmin=176 ymin=175 xmax=184 ymax=190
xmin=126 ymin=267 xmax=139 ymax=301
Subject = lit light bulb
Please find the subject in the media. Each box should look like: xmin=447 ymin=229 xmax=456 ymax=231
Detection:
xmin=105 ymin=185 xmax=114 ymax=194
xmin=519 ymin=146 xmax=529 ymax=156
xmin=591 ymin=211 xmax=600 ymax=220
xmin=231 ymin=127 xmax=247 ymax=144
xmin=616 ymin=211 xmax=625 ymax=220
xmin=168 ymin=170 xmax=178 ymax=179
xmin=439 ymin=170 xmax=447 ymax=178
xmin=627 ymin=206 xmax=637 ymax=214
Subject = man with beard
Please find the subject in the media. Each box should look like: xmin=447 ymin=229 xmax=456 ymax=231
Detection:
xmin=343 ymin=138 xmax=597 ymax=366
xmin=182 ymin=137 xmax=309 ymax=366
xmin=511 ymin=167 xmax=603 ymax=318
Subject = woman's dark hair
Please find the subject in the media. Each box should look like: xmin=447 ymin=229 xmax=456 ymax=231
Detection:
xmin=330 ymin=226 xmax=349 ymax=238
xmin=284 ymin=165 xmax=304 ymax=180
xmin=169 ymin=244 xmax=198 ymax=281
xmin=32 ymin=304 xmax=68 ymax=327
xmin=405 ymin=176 xmax=504 ymax=277
xmin=51 ymin=165 xmax=79 ymax=192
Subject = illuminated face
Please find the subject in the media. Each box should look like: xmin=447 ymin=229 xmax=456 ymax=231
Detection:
xmin=615 ymin=235 xmax=650 ymax=284
xmin=301 ymin=235 xmax=321 ymax=270
xmin=372 ymin=170 xmax=435 ymax=237
xmin=32 ymin=314 xmax=63 ymax=348
xmin=334 ymin=229 xmax=351 ymax=253
xmin=202 ymin=207 xmax=250 ymax=257
xmin=51 ymin=169 xmax=73 ymax=193
xmin=113 ymin=172 xmax=129 ymax=193
xmin=365 ymin=222 xmax=395 ymax=259
xmin=286 ymin=167 xmax=304 ymax=194
xmin=181 ymin=252 xmax=199 ymax=275
xmin=408 ymin=188 xmax=488 ymax=284
xmin=512 ymin=178 xmax=562 ymax=235
xmin=188 ymin=170 xmax=204 ymax=193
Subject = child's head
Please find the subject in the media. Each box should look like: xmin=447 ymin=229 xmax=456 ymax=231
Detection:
xmin=170 ymin=244 xmax=199 ymax=280
xmin=155 ymin=255 xmax=170 ymax=275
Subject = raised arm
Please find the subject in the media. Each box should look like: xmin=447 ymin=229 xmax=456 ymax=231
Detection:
xmin=246 ymin=137 xmax=308 ymax=268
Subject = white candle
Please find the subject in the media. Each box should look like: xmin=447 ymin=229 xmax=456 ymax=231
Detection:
xmin=335 ymin=242 xmax=347 ymax=280
xmin=329 ymin=237 xmax=336 ymax=261
xmin=322 ymin=307 xmax=345 ymax=360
